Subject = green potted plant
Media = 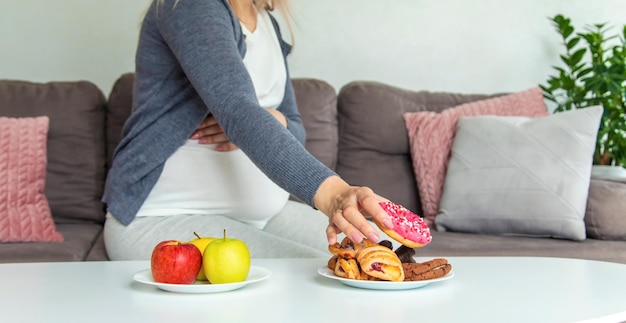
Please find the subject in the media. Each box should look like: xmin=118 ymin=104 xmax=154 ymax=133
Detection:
xmin=540 ymin=14 xmax=626 ymax=173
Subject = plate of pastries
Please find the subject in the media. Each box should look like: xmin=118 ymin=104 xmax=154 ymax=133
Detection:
xmin=318 ymin=238 xmax=453 ymax=290
xmin=318 ymin=201 xmax=453 ymax=290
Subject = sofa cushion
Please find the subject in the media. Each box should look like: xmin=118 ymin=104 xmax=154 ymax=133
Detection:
xmin=107 ymin=74 xmax=339 ymax=170
xmin=0 ymin=116 xmax=63 ymax=242
xmin=0 ymin=223 xmax=103 ymax=263
xmin=417 ymin=230 xmax=626 ymax=264
xmin=435 ymin=106 xmax=602 ymax=241
xmin=0 ymin=80 xmax=107 ymax=224
xmin=336 ymin=81 xmax=498 ymax=215
xmin=403 ymin=87 xmax=548 ymax=227
xmin=585 ymin=178 xmax=626 ymax=240
xmin=85 ymin=230 xmax=109 ymax=261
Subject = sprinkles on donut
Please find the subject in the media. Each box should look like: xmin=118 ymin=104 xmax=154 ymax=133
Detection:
xmin=374 ymin=201 xmax=432 ymax=248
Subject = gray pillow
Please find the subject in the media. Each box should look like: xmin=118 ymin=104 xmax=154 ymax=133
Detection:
xmin=435 ymin=106 xmax=603 ymax=240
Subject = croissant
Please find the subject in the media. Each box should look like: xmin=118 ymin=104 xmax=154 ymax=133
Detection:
xmin=356 ymin=245 xmax=404 ymax=282
xmin=328 ymin=236 xmax=377 ymax=259
xmin=334 ymin=258 xmax=361 ymax=280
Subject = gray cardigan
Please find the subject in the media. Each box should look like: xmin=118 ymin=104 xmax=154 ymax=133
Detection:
xmin=102 ymin=0 xmax=335 ymax=225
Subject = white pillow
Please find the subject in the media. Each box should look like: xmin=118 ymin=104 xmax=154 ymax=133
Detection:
xmin=435 ymin=106 xmax=603 ymax=240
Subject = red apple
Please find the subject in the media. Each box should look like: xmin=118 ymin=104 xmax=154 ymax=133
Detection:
xmin=150 ymin=240 xmax=202 ymax=284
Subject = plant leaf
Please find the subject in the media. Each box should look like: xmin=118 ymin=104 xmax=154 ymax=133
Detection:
xmin=566 ymin=37 xmax=581 ymax=50
xmin=571 ymin=48 xmax=587 ymax=65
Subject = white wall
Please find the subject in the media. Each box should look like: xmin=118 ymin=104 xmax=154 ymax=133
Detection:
xmin=1 ymin=0 xmax=625 ymax=95
xmin=0 ymin=0 xmax=150 ymax=95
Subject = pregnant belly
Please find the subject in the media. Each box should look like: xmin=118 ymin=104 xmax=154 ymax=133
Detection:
xmin=137 ymin=141 xmax=289 ymax=224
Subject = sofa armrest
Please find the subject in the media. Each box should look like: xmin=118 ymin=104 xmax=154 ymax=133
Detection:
xmin=585 ymin=179 xmax=626 ymax=240
xmin=0 ymin=79 xmax=107 ymax=224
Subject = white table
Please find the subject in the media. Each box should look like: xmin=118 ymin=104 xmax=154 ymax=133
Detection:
xmin=1 ymin=257 xmax=625 ymax=323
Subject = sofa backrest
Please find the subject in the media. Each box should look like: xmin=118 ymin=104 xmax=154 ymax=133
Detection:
xmin=291 ymin=78 xmax=338 ymax=170
xmin=105 ymin=73 xmax=134 ymax=170
xmin=336 ymin=81 xmax=496 ymax=215
xmin=106 ymin=74 xmax=339 ymax=171
xmin=0 ymin=75 xmax=502 ymax=225
xmin=0 ymin=79 xmax=107 ymax=224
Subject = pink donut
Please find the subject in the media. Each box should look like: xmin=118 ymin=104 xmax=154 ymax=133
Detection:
xmin=374 ymin=201 xmax=432 ymax=248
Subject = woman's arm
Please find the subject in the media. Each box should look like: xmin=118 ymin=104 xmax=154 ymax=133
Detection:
xmin=155 ymin=0 xmax=330 ymax=205
xmin=190 ymin=108 xmax=288 ymax=151
xmin=189 ymin=12 xmax=304 ymax=148
xmin=154 ymin=0 xmax=392 ymax=245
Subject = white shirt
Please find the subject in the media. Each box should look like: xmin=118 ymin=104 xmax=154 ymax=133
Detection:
xmin=135 ymin=8 xmax=289 ymax=229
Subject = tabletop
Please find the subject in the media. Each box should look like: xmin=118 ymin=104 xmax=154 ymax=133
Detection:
xmin=0 ymin=257 xmax=625 ymax=323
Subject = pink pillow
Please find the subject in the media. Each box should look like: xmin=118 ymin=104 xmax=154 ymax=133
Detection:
xmin=403 ymin=87 xmax=549 ymax=227
xmin=0 ymin=116 xmax=63 ymax=242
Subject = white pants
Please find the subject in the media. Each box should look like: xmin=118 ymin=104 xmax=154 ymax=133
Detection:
xmin=104 ymin=201 xmax=389 ymax=260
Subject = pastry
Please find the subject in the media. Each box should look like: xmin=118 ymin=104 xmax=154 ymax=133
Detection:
xmin=361 ymin=271 xmax=379 ymax=281
xmin=402 ymin=258 xmax=451 ymax=281
xmin=356 ymin=245 xmax=404 ymax=282
xmin=374 ymin=201 xmax=432 ymax=248
xmin=327 ymin=255 xmax=338 ymax=270
xmin=334 ymin=258 xmax=361 ymax=280
xmin=328 ymin=236 xmax=376 ymax=259
xmin=378 ymin=239 xmax=393 ymax=250
xmin=394 ymin=245 xmax=417 ymax=263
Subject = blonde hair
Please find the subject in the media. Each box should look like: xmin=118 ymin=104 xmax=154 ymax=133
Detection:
xmin=254 ymin=0 xmax=295 ymax=45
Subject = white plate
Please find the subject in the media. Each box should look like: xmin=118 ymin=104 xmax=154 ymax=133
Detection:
xmin=317 ymin=266 xmax=454 ymax=290
xmin=133 ymin=266 xmax=271 ymax=293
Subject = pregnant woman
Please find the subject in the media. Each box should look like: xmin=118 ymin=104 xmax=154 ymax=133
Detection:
xmin=102 ymin=0 xmax=394 ymax=260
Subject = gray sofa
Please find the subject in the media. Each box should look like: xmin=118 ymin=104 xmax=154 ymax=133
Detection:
xmin=1 ymin=74 xmax=624 ymax=263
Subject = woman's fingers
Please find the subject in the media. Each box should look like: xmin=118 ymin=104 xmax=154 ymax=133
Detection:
xmin=325 ymin=222 xmax=340 ymax=245
xmin=325 ymin=186 xmax=393 ymax=245
xmin=216 ymin=142 xmax=239 ymax=151
xmin=326 ymin=204 xmax=375 ymax=244
xmin=200 ymin=131 xmax=229 ymax=144
xmin=198 ymin=115 xmax=219 ymax=128
xmin=342 ymin=204 xmax=380 ymax=243
xmin=358 ymin=193 xmax=393 ymax=230
xmin=190 ymin=116 xmax=237 ymax=147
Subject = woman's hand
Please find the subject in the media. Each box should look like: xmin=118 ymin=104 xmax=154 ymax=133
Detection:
xmin=191 ymin=110 xmax=287 ymax=151
xmin=313 ymin=176 xmax=394 ymax=246
xmin=266 ymin=109 xmax=287 ymax=127
xmin=190 ymin=115 xmax=238 ymax=151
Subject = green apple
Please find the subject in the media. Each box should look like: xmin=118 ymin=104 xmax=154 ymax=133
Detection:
xmin=203 ymin=230 xmax=251 ymax=284
xmin=189 ymin=232 xmax=217 ymax=281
